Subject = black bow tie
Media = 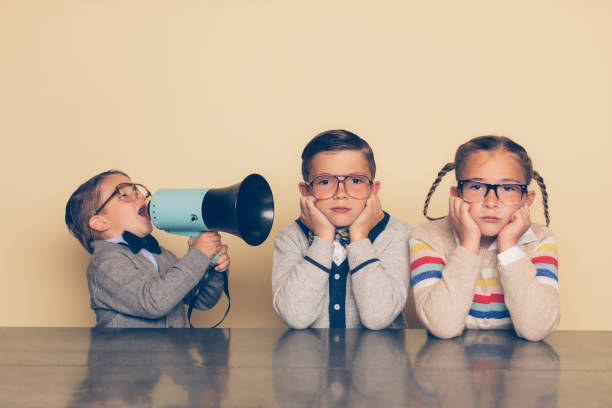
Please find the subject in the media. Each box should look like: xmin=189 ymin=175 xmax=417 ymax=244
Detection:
xmin=121 ymin=231 xmax=161 ymax=254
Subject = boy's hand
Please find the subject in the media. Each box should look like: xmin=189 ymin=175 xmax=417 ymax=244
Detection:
xmin=349 ymin=194 xmax=384 ymax=242
xmin=213 ymin=244 xmax=230 ymax=272
xmin=300 ymin=196 xmax=335 ymax=242
xmin=448 ymin=196 xmax=481 ymax=254
xmin=188 ymin=231 xmax=221 ymax=259
xmin=497 ymin=203 xmax=531 ymax=252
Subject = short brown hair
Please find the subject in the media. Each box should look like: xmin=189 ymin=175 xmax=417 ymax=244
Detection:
xmin=301 ymin=129 xmax=376 ymax=181
xmin=423 ymin=135 xmax=551 ymax=225
xmin=65 ymin=170 xmax=129 ymax=253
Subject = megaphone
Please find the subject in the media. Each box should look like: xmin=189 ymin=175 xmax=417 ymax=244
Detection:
xmin=148 ymin=174 xmax=274 ymax=246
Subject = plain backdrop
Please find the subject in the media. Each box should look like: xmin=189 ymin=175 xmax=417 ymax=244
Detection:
xmin=1 ymin=0 xmax=611 ymax=330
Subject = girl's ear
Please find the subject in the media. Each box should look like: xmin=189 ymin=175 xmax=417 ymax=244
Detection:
xmin=526 ymin=190 xmax=536 ymax=207
xmin=371 ymin=181 xmax=381 ymax=196
xmin=88 ymin=215 xmax=109 ymax=233
xmin=450 ymin=186 xmax=459 ymax=197
xmin=298 ymin=182 xmax=311 ymax=197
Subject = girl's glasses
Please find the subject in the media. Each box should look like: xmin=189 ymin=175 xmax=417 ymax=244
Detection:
xmin=306 ymin=174 xmax=372 ymax=200
xmin=458 ymin=180 xmax=527 ymax=205
xmin=94 ymin=183 xmax=151 ymax=215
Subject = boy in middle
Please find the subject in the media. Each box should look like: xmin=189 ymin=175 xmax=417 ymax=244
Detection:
xmin=273 ymin=130 xmax=412 ymax=329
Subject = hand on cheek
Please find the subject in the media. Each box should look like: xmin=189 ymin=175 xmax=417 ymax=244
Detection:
xmin=299 ymin=196 xmax=335 ymax=242
xmin=497 ymin=203 xmax=531 ymax=252
xmin=448 ymin=196 xmax=481 ymax=254
xmin=349 ymin=194 xmax=384 ymax=242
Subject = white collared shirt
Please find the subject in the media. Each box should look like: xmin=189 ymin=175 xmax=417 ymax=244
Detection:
xmin=106 ymin=234 xmax=159 ymax=271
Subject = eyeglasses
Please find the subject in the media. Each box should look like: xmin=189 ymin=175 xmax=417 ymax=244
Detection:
xmin=306 ymin=174 xmax=373 ymax=200
xmin=94 ymin=183 xmax=151 ymax=215
xmin=458 ymin=180 xmax=527 ymax=205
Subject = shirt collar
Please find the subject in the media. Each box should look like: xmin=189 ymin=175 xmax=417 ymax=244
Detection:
xmin=106 ymin=234 xmax=127 ymax=245
xmin=451 ymin=225 xmax=538 ymax=250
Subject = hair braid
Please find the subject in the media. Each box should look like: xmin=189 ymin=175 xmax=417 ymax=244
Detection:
xmin=423 ymin=162 xmax=455 ymax=221
xmin=532 ymin=170 xmax=550 ymax=226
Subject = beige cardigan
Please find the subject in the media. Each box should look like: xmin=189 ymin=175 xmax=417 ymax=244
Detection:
xmin=409 ymin=218 xmax=560 ymax=341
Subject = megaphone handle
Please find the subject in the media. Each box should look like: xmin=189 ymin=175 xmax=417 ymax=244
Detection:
xmin=187 ymin=269 xmax=230 ymax=329
xmin=210 ymin=253 xmax=220 ymax=265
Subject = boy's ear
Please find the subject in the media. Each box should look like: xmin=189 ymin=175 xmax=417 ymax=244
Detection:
xmin=526 ymin=190 xmax=536 ymax=207
xmin=371 ymin=181 xmax=381 ymax=196
xmin=450 ymin=186 xmax=459 ymax=197
xmin=298 ymin=182 xmax=311 ymax=197
xmin=88 ymin=215 xmax=110 ymax=233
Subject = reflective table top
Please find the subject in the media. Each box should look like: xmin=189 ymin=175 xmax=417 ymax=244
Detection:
xmin=0 ymin=328 xmax=610 ymax=407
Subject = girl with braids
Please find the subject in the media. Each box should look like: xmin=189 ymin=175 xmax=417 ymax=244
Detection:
xmin=409 ymin=136 xmax=559 ymax=341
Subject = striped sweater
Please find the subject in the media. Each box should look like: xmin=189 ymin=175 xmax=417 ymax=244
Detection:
xmin=409 ymin=218 xmax=559 ymax=341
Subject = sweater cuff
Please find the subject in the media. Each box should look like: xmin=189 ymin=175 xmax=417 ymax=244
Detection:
xmin=347 ymin=238 xmax=379 ymax=274
xmin=304 ymin=236 xmax=334 ymax=273
xmin=497 ymin=246 xmax=526 ymax=266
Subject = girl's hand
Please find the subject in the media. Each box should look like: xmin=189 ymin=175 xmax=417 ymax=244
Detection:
xmin=213 ymin=244 xmax=230 ymax=272
xmin=299 ymin=196 xmax=335 ymax=242
xmin=448 ymin=196 xmax=481 ymax=254
xmin=349 ymin=193 xmax=384 ymax=242
xmin=497 ymin=203 xmax=531 ymax=252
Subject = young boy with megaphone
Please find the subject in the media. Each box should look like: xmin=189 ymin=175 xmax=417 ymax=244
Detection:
xmin=65 ymin=170 xmax=229 ymax=328
xmin=272 ymin=130 xmax=412 ymax=329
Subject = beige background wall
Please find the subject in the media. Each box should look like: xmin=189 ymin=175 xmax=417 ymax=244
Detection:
xmin=1 ymin=0 xmax=610 ymax=329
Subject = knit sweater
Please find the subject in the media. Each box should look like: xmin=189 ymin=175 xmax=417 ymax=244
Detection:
xmin=87 ymin=240 xmax=226 ymax=328
xmin=409 ymin=218 xmax=559 ymax=341
xmin=272 ymin=213 xmax=412 ymax=329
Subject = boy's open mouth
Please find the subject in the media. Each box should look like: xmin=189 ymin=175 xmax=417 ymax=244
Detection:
xmin=138 ymin=205 xmax=148 ymax=217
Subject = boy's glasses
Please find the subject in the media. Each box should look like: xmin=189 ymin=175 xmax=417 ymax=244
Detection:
xmin=306 ymin=174 xmax=373 ymax=200
xmin=458 ymin=180 xmax=527 ymax=205
xmin=94 ymin=183 xmax=151 ymax=215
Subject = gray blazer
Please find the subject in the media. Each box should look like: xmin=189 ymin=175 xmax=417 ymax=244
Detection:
xmin=87 ymin=240 xmax=225 ymax=327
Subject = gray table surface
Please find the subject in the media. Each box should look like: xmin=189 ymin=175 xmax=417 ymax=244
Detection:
xmin=0 ymin=328 xmax=610 ymax=407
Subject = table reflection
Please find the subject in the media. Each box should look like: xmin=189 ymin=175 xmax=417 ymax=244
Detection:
xmin=68 ymin=329 xmax=230 ymax=408
xmin=413 ymin=331 xmax=560 ymax=408
xmin=273 ymin=329 xmax=412 ymax=407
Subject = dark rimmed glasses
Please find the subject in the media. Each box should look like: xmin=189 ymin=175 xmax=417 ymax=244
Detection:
xmin=94 ymin=183 xmax=151 ymax=215
xmin=306 ymin=174 xmax=373 ymax=200
xmin=458 ymin=180 xmax=527 ymax=205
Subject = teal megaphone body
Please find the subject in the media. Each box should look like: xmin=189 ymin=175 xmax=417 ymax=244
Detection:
xmin=148 ymin=174 xmax=274 ymax=246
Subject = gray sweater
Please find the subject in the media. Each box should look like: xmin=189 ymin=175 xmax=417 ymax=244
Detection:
xmin=272 ymin=214 xmax=412 ymax=329
xmin=87 ymin=240 xmax=225 ymax=328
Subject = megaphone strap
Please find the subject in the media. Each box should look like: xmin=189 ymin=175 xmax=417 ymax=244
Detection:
xmin=187 ymin=269 xmax=230 ymax=328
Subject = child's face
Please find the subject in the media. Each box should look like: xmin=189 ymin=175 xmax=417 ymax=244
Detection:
xmin=90 ymin=173 xmax=153 ymax=239
xmin=451 ymin=150 xmax=535 ymax=240
xmin=299 ymin=150 xmax=380 ymax=228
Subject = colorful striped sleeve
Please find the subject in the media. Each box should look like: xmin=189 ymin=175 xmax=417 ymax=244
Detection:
xmin=409 ymin=239 xmax=446 ymax=291
xmin=531 ymin=237 xmax=559 ymax=290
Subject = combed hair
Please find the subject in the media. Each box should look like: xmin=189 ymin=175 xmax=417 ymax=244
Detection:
xmin=301 ymin=129 xmax=376 ymax=181
xmin=423 ymin=135 xmax=550 ymax=226
xmin=65 ymin=170 xmax=129 ymax=253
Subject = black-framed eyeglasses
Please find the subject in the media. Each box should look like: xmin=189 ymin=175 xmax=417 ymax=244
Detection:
xmin=306 ymin=174 xmax=373 ymax=200
xmin=458 ymin=180 xmax=527 ymax=205
xmin=94 ymin=183 xmax=151 ymax=215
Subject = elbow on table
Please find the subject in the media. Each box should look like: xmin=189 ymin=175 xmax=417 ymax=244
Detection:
xmin=514 ymin=320 xmax=559 ymax=342
xmin=273 ymin=300 xmax=316 ymax=329
xmin=424 ymin=320 xmax=465 ymax=340
xmin=281 ymin=314 xmax=315 ymax=330
xmin=360 ymin=312 xmax=396 ymax=331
